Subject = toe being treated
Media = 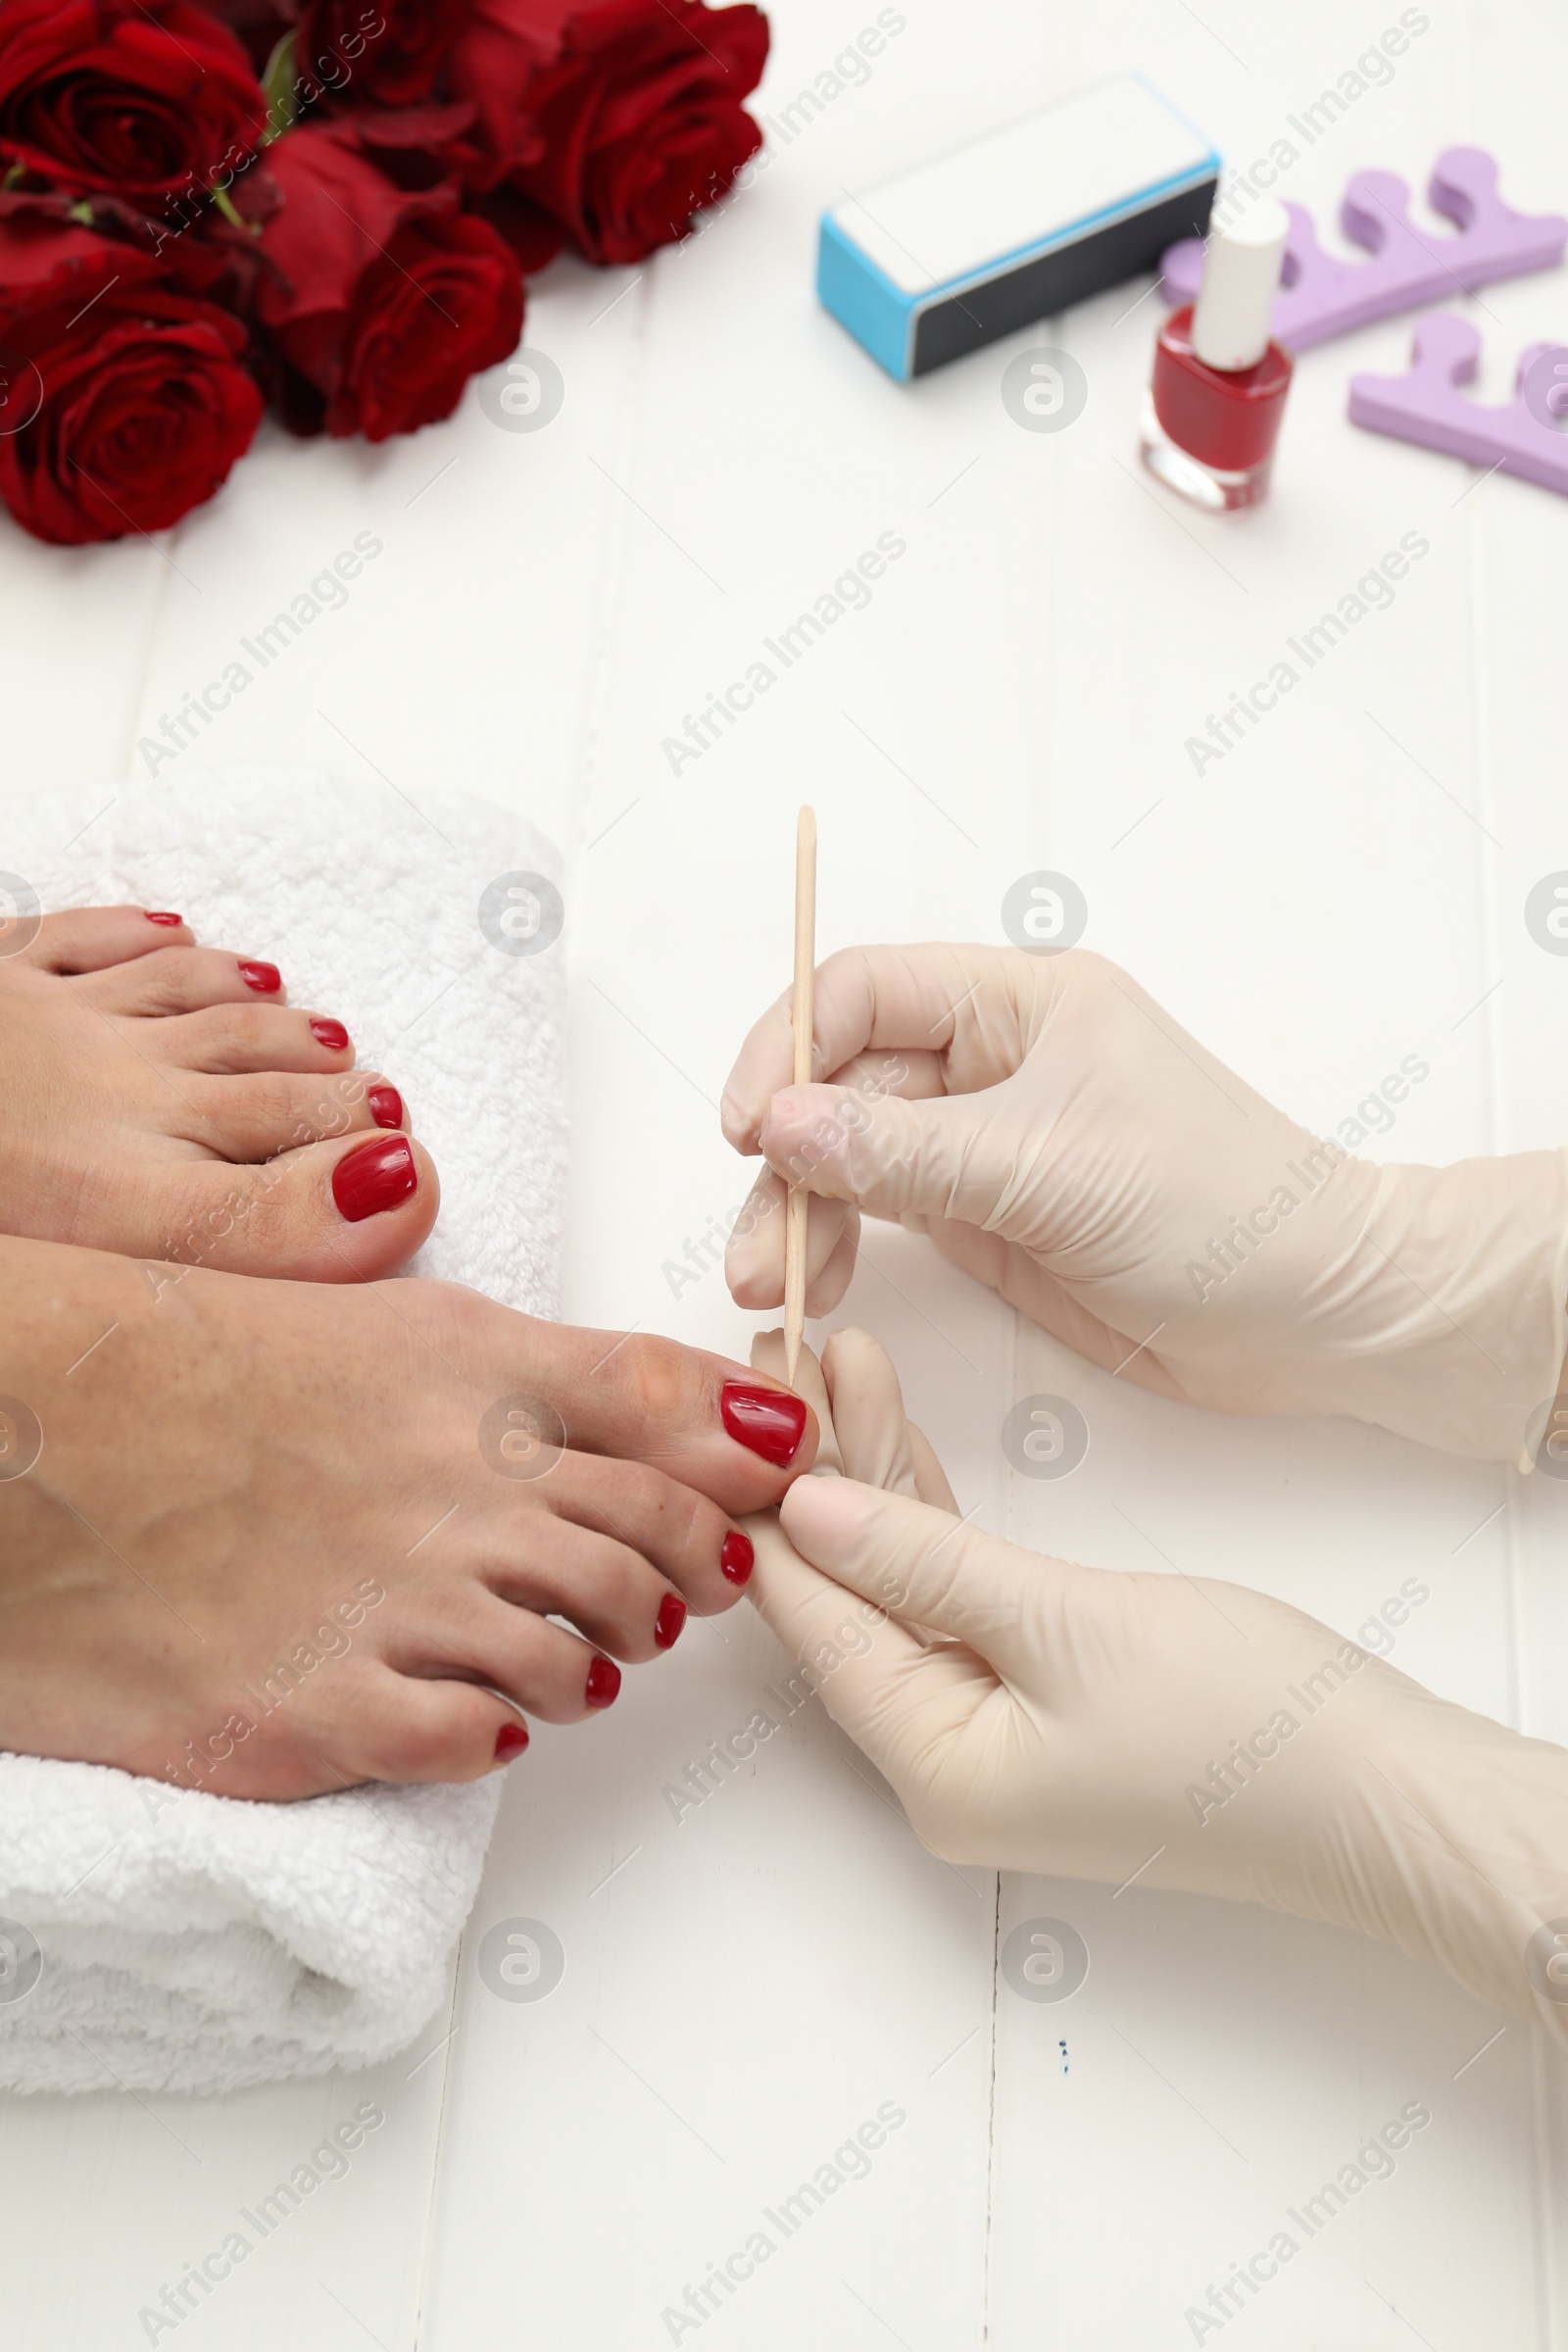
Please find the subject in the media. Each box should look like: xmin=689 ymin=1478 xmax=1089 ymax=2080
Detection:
xmin=495 ymin=1326 xmax=816 ymax=1513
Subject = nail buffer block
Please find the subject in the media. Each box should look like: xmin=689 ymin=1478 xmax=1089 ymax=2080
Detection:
xmin=818 ymin=74 xmax=1220 ymax=381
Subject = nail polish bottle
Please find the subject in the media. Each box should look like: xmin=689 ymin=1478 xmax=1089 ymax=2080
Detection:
xmin=1140 ymin=199 xmax=1293 ymax=512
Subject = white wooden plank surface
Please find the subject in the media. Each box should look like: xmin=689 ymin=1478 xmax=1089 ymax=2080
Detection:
xmin=3 ymin=0 xmax=1567 ymax=2341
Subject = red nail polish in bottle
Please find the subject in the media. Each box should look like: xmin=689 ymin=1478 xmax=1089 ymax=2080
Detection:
xmin=1141 ymin=200 xmax=1293 ymax=513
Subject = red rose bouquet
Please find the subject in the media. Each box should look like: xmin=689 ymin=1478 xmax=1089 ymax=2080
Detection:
xmin=0 ymin=0 xmax=767 ymax=543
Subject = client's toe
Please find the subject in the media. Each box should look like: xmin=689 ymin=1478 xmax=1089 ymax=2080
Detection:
xmin=313 ymin=1669 xmax=533 ymax=1789
xmin=184 ymin=1067 xmax=406 ymax=1164
xmin=73 ymin=943 xmax=286 ymax=1014
xmin=145 ymin=1130 xmax=439 ymax=1282
xmin=23 ymin=905 xmax=194 ymax=971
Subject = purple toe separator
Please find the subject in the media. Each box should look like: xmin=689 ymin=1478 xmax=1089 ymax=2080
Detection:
xmin=1158 ymin=146 xmax=1567 ymax=351
xmin=1348 ymin=314 xmax=1568 ymax=495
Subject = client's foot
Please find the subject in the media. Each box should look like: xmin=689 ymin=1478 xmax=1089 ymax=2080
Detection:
xmin=0 ymin=1235 xmax=815 ymax=1797
xmin=0 ymin=905 xmax=436 ymax=1279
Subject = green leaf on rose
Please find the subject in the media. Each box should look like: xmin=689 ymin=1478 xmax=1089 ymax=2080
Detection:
xmin=261 ymin=29 xmax=300 ymax=141
xmin=210 ymin=183 xmax=258 ymax=234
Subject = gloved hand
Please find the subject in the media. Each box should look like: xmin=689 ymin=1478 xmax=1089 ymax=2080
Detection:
xmin=746 ymin=1327 xmax=1568 ymax=2040
xmin=723 ymin=945 xmax=1568 ymax=1466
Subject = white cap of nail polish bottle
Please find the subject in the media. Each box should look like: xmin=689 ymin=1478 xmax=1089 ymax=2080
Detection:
xmin=1192 ymin=198 xmax=1290 ymax=371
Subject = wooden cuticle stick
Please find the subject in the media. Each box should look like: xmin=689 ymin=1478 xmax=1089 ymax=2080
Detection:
xmin=784 ymin=804 xmax=816 ymax=1387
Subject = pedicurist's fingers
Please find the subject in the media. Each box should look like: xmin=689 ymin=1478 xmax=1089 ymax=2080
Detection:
xmin=720 ymin=944 xmax=1037 ymax=1150
xmin=142 ymin=1001 xmax=358 ymax=1073
xmin=811 ymin=1224 xmax=861 ymax=1314
xmin=502 ymin=1325 xmax=818 ymax=1512
xmin=826 ymin=1045 xmax=946 ymax=1102
xmin=746 ymin=1506 xmax=921 ymax=1686
xmin=719 ymin=980 xmax=801 ymax=1150
xmin=338 ymin=1667 xmax=534 ymax=1786
xmin=493 ymin=1450 xmax=753 ymax=1619
xmin=724 ymin=1168 xmax=859 ymax=1313
xmin=23 ymin=905 xmax=193 ymax=970
xmin=906 ymin=1422 xmax=959 ymax=1513
xmin=759 ymin=1080 xmax=1026 ymax=1233
xmin=744 ymin=1504 xmax=991 ymax=1782
xmin=79 ymin=945 xmax=291 ymax=1013
xmin=820 ymin=1326 xmax=925 ymax=1496
xmin=741 ymin=1331 xmax=969 ymax=1733
xmin=749 ymin=1327 xmax=959 ymax=1509
xmin=779 ymin=1478 xmax=1042 ymax=1677
xmin=405 ymin=1585 xmax=623 ymax=1727
xmin=750 ymin=1327 xmax=842 ymax=1467
xmin=762 ymin=1340 xmax=960 ymax=1646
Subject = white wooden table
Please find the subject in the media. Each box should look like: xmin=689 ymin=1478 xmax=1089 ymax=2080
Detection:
xmin=5 ymin=1 xmax=1568 ymax=2341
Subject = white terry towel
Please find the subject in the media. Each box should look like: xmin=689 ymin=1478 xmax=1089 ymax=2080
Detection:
xmin=0 ymin=766 xmax=567 ymax=2096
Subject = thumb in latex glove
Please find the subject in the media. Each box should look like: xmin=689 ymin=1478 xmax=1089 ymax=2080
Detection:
xmin=722 ymin=945 xmax=1568 ymax=1465
xmin=744 ymin=1322 xmax=958 ymax=1653
xmin=746 ymin=1330 xmax=1568 ymax=2041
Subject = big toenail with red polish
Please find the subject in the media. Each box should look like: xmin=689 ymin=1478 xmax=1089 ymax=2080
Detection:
xmin=719 ymin=1381 xmax=808 ymax=1465
xmin=331 ymin=1134 xmax=416 ymax=1222
xmin=144 ymin=910 xmax=182 ymax=926
xmin=239 ymin=958 xmax=281 ymax=994
xmin=367 ymin=1085 xmax=405 ymax=1130
xmin=494 ymin=1721 xmax=529 ymax=1763
xmin=655 ymin=1593 xmax=687 ymax=1649
xmin=720 ymin=1531 xmax=754 ymax=1586
xmin=311 ymin=1017 xmax=351 ymax=1052
xmin=586 ymin=1656 xmax=621 ymax=1708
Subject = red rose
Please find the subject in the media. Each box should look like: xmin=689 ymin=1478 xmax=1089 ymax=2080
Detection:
xmin=449 ymin=0 xmax=767 ymax=264
xmin=254 ymin=123 xmax=522 ymax=439
xmin=342 ymin=98 xmax=490 ymax=192
xmin=0 ymin=0 xmax=269 ymax=207
xmin=189 ymin=0 xmax=299 ymax=77
xmin=296 ymin=0 xmax=466 ymax=106
xmin=0 ymin=206 xmax=262 ymax=545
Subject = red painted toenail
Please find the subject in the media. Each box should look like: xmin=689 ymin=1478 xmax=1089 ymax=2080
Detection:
xmin=144 ymin=910 xmax=182 ymax=926
xmin=367 ymin=1085 xmax=405 ymax=1130
xmin=720 ymin=1531 xmax=754 ymax=1587
xmin=655 ymin=1592 xmax=687 ymax=1649
xmin=585 ymin=1656 xmax=621 ymax=1709
xmin=494 ymin=1721 xmax=529 ymax=1764
xmin=719 ymin=1381 xmax=808 ymax=1466
xmin=239 ymin=958 xmax=281 ymax=994
xmin=311 ymin=1017 xmax=351 ymax=1053
xmin=331 ymin=1134 xmax=416 ymax=1222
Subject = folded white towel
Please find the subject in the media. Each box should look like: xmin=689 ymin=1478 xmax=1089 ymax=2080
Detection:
xmin=0 ymin=766 xmax=567 ymax=2095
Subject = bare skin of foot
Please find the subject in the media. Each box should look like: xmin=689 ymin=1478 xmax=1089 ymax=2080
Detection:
xmin=0 ymin=904 xmax=437 ymax=1280
xmin=0 ymin=1234 xmax=814 ymax=1798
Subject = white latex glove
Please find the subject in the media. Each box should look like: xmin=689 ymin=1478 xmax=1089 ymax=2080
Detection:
xmin=747 ymin=1328 xmax=1568 ymax=2042
xmin=721 ymin=946 xmax=1568 ymax=1467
